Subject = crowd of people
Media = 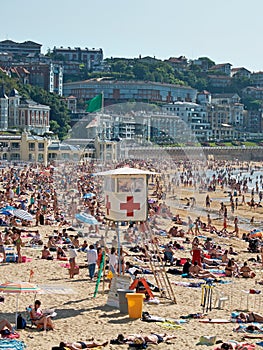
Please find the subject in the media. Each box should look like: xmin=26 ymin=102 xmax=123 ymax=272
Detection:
xmin=0 ymin=159 xmax=263 ymax=349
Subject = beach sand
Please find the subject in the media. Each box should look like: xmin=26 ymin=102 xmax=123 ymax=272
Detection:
xmin=1 ymin=177 xmax=263 ymax=350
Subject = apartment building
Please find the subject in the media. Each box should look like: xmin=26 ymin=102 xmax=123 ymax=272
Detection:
xmin=53 ymin=46 xmax=103 ymax=71
xmin=63 ymin=79 xmax=197 ymax=104
xmin=0 ymin=40 xmax=42 ymax=57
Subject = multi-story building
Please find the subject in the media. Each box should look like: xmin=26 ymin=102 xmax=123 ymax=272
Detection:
xmin=210 ymin=63 xmax=232 ymax=76
xmin=0 ymin=87 xmax=50 ymax=134
xmin=0 ymin=132 xmax=49 ymax=163
xmin=242 ymin=86 xmax=263 ymax=100
xmin=0 ymin=85 xmax=8 ymax=129
xmin=63 ymin=79 xmax=197 ymax=104
xmin=162 ymin=101 xmax=212 ymax=141
xmin=207 ymin=75 xmax=232 ymax=89
xmin=53 ymin=46 xmax=103 ymax=71
xmin=211 ymin=93 xmax=244 ymax=127
xmin=25 ymin=63 xmax=63 ymax=95
xmin=231 ymin=67 xmax=251 ymax=79
xmin=243 ymin=110 xmax=263 ymax=133
xmin=250 ymin=72 xmax=263 ymax=87
xmin=0 ymin=40 xmax=42 ymax=57
xmin=18 ymin=99 xmax=50 ymax=135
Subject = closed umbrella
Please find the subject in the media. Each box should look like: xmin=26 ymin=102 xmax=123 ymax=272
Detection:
xmin=75 ymin=212 xmax=98 ymax=225
xmin=0 ymin=281 xmax=41 ymax=328
xmin=13 ymin=209 xmax=33 ymax=221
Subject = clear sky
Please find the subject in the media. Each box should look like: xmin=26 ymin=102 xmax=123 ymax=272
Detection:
xmin=1 ymin=0 xmax=263 ymax=72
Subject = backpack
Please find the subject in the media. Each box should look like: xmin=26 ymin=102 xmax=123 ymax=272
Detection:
xmin=17 ymin=313 xmax=27 ymax=329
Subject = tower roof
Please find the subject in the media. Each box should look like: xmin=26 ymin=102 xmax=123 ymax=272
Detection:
xmin=9 ymin=88 xmax=20 ymax=97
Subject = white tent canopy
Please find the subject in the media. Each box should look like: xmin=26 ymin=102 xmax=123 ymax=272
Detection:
xmin=94 ymin=167 xmax=158 ymax=176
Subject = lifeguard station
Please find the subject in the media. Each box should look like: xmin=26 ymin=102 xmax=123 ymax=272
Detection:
xmin=94 ymin=167 xmax=176 ymax=304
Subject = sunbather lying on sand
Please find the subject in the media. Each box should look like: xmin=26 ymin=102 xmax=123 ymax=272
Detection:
xmin=111 ymin=332 xmax=177 ymax=345
xmin=236 ymin=312 xmax=263 ymax=323
xmin=58 ymin=340 xmax=108 ymax=349
xmin=189 ymin=261 xmax=218 ymax=279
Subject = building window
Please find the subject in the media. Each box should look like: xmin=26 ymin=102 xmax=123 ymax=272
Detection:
xmin=10 ymin=153 xmax=20 ymax=160
xmin=29 ymin=143 xmax=35 ymax=151
xmin=38 ymin=153 xmax=44 ymax=162
xmin=11 ymin=142 xmax=20 ymax=150
xmin=38 ymin=143 xmax=44 ymax=150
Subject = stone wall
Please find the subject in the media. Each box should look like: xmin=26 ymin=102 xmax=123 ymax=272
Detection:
xmin=127 ymin=146 xmax=263 ymax=162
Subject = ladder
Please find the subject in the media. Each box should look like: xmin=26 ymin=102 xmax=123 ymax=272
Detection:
xmin=139 ymin=221 xmax=177 ymax=303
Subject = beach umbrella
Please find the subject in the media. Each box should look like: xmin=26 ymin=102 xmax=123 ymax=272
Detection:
xmin=75 ymin=212 xmax=98 ymax=225
xmin=0 ymin=209 xmax=12 ymax=216
xmin=83 ymin=193 xmax=95 ymax=199
xmin=13 ymin=209 xmax=33 ymax=221
xmin=0 ymin=281 xmax=41 ymax=328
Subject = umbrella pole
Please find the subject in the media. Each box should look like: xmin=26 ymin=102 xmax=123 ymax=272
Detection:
xmin=15 ymin=295 xmax=18 ymax=329
xmin=117 ymin=221 xmax=121 ymax=275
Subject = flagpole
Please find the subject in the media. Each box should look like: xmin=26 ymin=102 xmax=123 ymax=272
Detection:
xmin=101 ymin=91 xmax=104 ymax=114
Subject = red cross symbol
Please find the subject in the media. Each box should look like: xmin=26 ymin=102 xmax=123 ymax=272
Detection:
xmin=120 ymin=196 xmax=140 ymax=217
xmin=106 ymin=195 xmax=111 ymax=215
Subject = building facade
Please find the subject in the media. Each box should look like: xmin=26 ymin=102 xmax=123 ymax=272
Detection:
xmin=53 ymin=46 xmax=103 ymax=71
xmin=63 ymin=80 xmax=197 ymax=104
xmin=0 ymin=40 xmax=42 ymax=57
xmin=0 ymin=87 xmax=50 ymax=134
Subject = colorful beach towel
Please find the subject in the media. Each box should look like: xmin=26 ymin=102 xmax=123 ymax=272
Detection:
xmin=0 ymin=339 xmax=26 ymax=350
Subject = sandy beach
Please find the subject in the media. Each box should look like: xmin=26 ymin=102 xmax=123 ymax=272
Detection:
xmin=0 ymin=160 xmax=263 ymax=350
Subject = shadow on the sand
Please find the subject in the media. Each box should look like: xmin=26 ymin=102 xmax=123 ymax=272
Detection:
xmin=107 ymin=317 xmax=135 ymax=324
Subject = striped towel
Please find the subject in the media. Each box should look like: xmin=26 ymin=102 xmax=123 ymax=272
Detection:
xmin=0 ymin=339 xmax=26 ymax=350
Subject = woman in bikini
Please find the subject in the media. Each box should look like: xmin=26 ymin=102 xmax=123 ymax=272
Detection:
xmin=30 ymin=300 xmax=54 ymax=331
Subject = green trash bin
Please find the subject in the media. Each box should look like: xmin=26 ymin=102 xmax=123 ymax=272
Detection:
xmin=118 ymin=289 xmax=135 ymax=314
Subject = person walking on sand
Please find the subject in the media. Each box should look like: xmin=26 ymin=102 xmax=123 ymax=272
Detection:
xmin=87 ymin=244 xmax=97 ymax=281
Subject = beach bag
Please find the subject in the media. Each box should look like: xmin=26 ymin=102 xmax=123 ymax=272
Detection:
xmin=17 ymin=313 xmax=27 ymax=329
xmin=197 ymin=335 xmax=217 ymax=345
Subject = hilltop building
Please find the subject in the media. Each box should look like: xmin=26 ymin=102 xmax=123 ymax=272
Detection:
xmin=0 ymin=87 xmax=50 ymax=135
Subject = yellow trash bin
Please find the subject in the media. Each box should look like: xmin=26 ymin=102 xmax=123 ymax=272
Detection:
xmin=126 ymin=293 xmax=144 ymax=318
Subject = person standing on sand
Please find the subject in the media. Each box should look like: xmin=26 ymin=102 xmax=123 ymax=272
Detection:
xmin=68 ymin=245 xmax=77 ymax=279
xmin=232 ymin=216 xmax=239 ymax=237
xmin=87 ymin=244 xmax=97 ymax=281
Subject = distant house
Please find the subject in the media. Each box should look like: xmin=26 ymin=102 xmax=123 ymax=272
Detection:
xmin=210 ymin=63 xmax=232 ymax=76
xmin=8 ymin=66 xmax=30 ymax=85
xmin=250 ymin=71 xmax=263 ymax=87
xmin=231 ymin=67 xmax=251 ymax=79
xmin=207 ymin=75 xmax=232 ymax=88
xmin=164 ymin=56 xmax=188 ymax=71
xmin=242 ymin=86 xmax=263 ymax=99
xmin=197 ymin=90 xmax=212 ymax=105
xmin=211 ymin=93 xmax=241 ymax=105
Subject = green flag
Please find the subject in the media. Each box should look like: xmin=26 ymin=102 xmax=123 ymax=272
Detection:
xmin=86 ymin=93 xmax=103 ymax=113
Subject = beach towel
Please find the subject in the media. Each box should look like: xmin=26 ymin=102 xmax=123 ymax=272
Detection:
xmin=0 ymin=339 xmax=25 ymax=350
